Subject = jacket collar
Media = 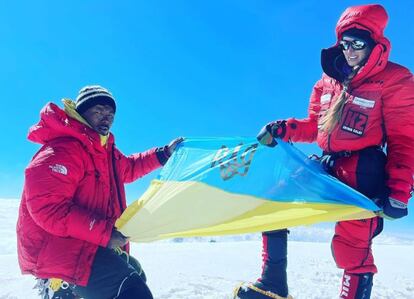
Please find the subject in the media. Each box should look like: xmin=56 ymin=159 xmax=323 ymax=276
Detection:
xmin=321 ymin=4 xmax=391 ymax=85
xmin=28 ymin=101 xmax=114 ymax=152
xmin=321 ymin=40 xmax=390 ymax=85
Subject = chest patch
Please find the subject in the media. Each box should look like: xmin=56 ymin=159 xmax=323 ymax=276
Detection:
xmin=352 ymin=97 xmax=375 ymax=108
xmin=321 ymin=93 xmax=332 ymax=104
xmin=341 ymin=109 xmax=368 ymax=136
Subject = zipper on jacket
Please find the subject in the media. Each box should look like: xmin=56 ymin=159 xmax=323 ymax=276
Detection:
xmin=111 ymin=144 xmax=125 ymax=213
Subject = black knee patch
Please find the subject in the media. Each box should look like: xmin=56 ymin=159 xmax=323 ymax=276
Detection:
xmin=116 ymin=272 xmax=153 ymax=299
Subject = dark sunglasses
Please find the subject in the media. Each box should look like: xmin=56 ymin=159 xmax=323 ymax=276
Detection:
xmin=339 ymin=39 xmax=367 ymax=51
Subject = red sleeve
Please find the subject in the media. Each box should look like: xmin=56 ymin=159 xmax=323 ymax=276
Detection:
xmin=116 ymin=147 xmax=162 ymax=184
xmin=24 ymin=140 xmax=114 ymax=247
xmin=283 ymin=79 xmax=322 ymax=143
xmin=382 ymin=67 xmax=414 ymax=203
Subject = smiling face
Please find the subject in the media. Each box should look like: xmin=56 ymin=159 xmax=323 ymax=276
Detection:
xmin=81 ymin=104 xmax=115 ymax=135
xmin=340 ymin=35 xmax=372 ymax=67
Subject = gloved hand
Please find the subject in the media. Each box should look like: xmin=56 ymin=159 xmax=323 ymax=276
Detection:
xmin=256 ymin=120 xmax=287 ymax=147
xmin=107 ymin=229 xmax=129 ymax=249
xmin=166 ymin=137 xmax=184 ymax=156
xmin=156 ymin=137 xmax=184 ymax=165
xmin=319 ymin=154 xmax=335 ymax=172
xmin=376 ymin=197 xmax=408 ymax=220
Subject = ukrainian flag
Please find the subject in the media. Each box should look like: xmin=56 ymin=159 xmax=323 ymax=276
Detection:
xmin=116 ymin=137 xmax=379 ymax=242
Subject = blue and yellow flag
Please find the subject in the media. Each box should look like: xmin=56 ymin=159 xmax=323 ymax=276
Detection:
xmin=116 ymin=137 xmax=379 ymax=242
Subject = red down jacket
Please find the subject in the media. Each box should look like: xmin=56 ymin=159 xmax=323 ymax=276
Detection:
xmin=280 ymin=5 xmax=414 ymax=203
xmin=17 ymin=102 xmax=162 ymax=286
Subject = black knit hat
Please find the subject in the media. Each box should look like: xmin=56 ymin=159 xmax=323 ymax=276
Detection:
xmin=341 ymin=28 xmax=376 ymax=48
xmin=75 ymin=85 xmax=116 ymax=114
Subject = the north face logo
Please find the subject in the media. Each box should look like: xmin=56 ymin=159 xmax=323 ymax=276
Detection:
xmin=49 ymin=164 xmax=68 ymax=175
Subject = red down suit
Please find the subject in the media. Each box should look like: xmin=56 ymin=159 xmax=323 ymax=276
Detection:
xmin=17 ymin=102 xmax=162 ymax=286
xmin=281 ymin=4 xmax=414 ymax=204
xmin=278 ymin=4 xmax=414 ymax=274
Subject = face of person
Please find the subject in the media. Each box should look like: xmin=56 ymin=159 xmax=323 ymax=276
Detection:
xmin=81 ymin=104 xmax=115 ymax=135
xmin=340 ymin=35 xmax=372 ymax=67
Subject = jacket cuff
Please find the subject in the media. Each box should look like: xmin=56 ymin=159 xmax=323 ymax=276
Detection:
xmin=284 ymin=118 xmax=298 ymax=141
xmin=155 ymin=146 xmax=171 ymax=166
xmin=388 ymin=190 xmax=410 ymax=204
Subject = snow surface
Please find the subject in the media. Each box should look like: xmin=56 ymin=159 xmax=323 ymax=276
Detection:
xmin=1 ymin=198 xmax=414 ymax=299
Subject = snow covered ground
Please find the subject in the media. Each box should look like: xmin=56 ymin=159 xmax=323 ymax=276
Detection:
xmin=1 ymin=198 xmax=414 ymax=299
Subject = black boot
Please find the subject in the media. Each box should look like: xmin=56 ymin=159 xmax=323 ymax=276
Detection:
xmin=34 ymin=279 xmax=77 ymax=299
xmin=50 ymin=287 xmax=78 ymax=299
xmin=339 ymin=272 xmax=373 ymax=299
xmin=234 ymin=229 xmax=290 ymax=299
xmin=259 ymin=229 xmax=289 ymax=296
xmin=234 ymin=283 xmax=293 ymax=299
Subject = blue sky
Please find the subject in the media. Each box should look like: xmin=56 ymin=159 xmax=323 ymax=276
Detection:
xmin=1 ymin=0 xmax=413 ymax=233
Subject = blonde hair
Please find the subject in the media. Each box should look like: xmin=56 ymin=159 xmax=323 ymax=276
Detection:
xmin=320 ymin=66 xmax=360 ymax=132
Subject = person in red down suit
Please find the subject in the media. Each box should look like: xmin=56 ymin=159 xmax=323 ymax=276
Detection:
xmin=17 ymin=85 xmax=183 ymax=299
xmin=235 ymin=4 xmax=414 ymax=299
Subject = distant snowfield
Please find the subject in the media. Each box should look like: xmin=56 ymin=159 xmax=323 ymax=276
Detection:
xmin=1 ymin=198 xmax=414 ymax=299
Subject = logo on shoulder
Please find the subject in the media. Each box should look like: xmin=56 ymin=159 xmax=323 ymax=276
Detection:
xmin=49 ymin=164 xmax=68 ymax=176
xmin=321 ymin=93 xmax=332 ymax=104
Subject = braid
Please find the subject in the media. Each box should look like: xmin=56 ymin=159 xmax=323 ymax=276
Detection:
xmin=320 ymin=66 xmax=360 ymax=132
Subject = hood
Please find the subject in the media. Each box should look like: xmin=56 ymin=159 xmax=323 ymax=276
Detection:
xmin=321 ymin=4 xmax=391 ymax=84
xmin=63 ymin=99 xmax=110 ymax=146
xmin=335 ymin=4 xmax=389 ymax=44
xmin=28 ymin=101 xmax=114 ymax=151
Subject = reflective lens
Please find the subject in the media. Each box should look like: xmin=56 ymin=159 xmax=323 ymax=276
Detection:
xmin=339 ymin=39 xmax=367 ymax=51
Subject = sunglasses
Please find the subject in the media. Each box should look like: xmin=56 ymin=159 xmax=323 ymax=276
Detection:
xmin=339 ymin=39 xmax=367 ymax=51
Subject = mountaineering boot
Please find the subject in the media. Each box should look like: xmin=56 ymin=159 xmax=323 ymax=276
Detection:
xmin=234 ymin=283 xmax=293 ymax=299
xmin=234 ymin=229 xmax=291 ymax=299
xmin=339 ymin=272 xmax=373 ymax=299
xmin=34 ymin=278 xmax=78 ymax=299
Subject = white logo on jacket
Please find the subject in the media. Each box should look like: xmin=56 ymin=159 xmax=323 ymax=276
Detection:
xmin=340 ymin=274 xmax=352 ymax=298
xmin=352 ymin=97 xmax=375 ymax=108
xmin=89 ymin=219 xmax=96 ymax=231
xmin=49 ymin=164 xmax=68 ymax=175
xmin=321 ymin=94 xmax=332 ymax=104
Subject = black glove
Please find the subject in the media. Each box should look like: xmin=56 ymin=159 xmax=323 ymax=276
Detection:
xmin=319 ymin=154 xmax=336 ymax=172
xmin=156 ymin=137 xmax=184 ymax=165
xmin=107 ymin=229 xmax=129 ymax=249
xmin=376 ymin=197 xmax=408 ymax=220
xmin=166 ymin=137 xmax=184 ymax=156
xmin=257 ymin=120 xmax=287 ymax=147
